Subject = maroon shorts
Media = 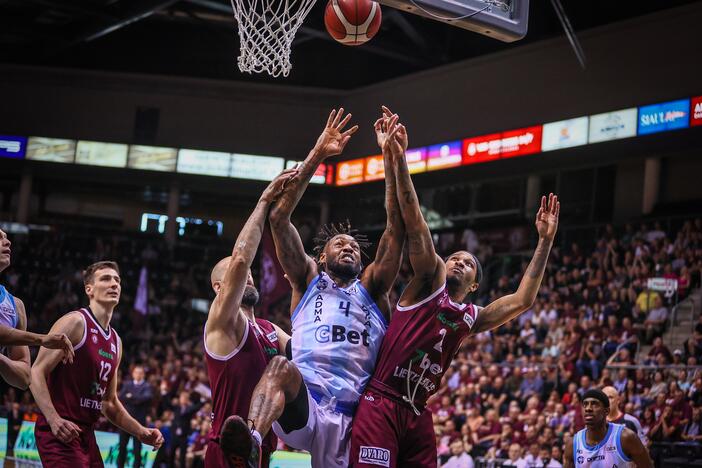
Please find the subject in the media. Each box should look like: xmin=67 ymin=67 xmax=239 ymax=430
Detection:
xmin=34 ymin=417 xmax=102 ymax=467
xmin=350 ymin=388 xmax=437 ymax=468
xmin=204 ymin=439 xmax=271 ymax=468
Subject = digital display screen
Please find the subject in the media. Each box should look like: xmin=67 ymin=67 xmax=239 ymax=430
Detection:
xmin=128 ymin=145 xmax=178 ymax=172
xmin=76 ymin=141 xmax=128 ymax=168
xmin=0 ymin=136 xmax=27 ymax=159
xmin=426 ymin=141 xmax=462 ymax=171
xmin=230 ymin=154 xmax=285 ymax=181
xmin=638 ymin=99 xmax=690 ymax=135
xmin=26 ymin=137 xmax=76 ymax=163
xmin=499 ymin=126 xmax=543 ymax=158
xmin=692 ymin=96 xmax=702 ymax=127
xmin=462 ymin=132 xmax=503 ymax=165
xmin=176 ymin=149 xmax=231 ymax=177
xmin=588 ymin=108 xmax=638 ymax=143
xmin=541 ymin=117 xmax=589 ymax=151
xmin=364 ymin=155 xmax=385 ymax=181
xmin=335 ymin=158 xmax=365 ymax=186
xmin=406 ymin=147 xmax=427 ymax=174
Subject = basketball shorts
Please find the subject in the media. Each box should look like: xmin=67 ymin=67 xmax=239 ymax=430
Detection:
xmin=272 ymin=385 xmax=353 ymax=468
xmin=349 ymin=388 xmax=437 ymax=468
xmin=35 ymin=416 xmax=103 ymax=467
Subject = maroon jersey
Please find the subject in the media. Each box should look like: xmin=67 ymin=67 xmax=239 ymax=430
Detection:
xmin=45 ymin=308 xmax=120 ymax=426
xmin=367 ymin=285 xmax=479 ymax=412
xmin=205 ymin=318 xmax=279 ymax=459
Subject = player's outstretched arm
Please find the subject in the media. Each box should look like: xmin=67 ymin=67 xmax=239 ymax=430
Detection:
xmin=621 ymin=427 xmax=653 ymax=467
xmin=206 ymin=170 xmax=297 ymax=337
xmin=269 ymin=108 xmax=357 ymax=294
xmin=30 ymin=312 xmax=85 ymax=443
xmin=0 ymin=298 xmax=74 ymax=360
xmin=385 ymin=109 xmax=444 ymax=297
xmin=471 ymin=194 xmax=559 ymax=334
xmin=102 ymin=337 xmax=164 ymax=451
xmin=362 ymin=113 xmax=406 ymax=301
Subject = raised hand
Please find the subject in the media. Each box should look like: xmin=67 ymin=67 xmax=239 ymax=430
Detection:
xmin=260 ymin=168 xmax=299 ymax=204
xmin=41 ymin=333 xmax=75 ymax=364
xmin=313 ymin=108 xmax=359 ymax=159
xmin=382 ymin=105 xmax=408 ymax=153
xmin=374 ymin=112 xmax=401 ymax=154
xmin=535 ymin=193 xmax=560 ymax=241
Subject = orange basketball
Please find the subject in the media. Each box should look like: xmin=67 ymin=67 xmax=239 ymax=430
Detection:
xmin=324 ymin=0 xmax=382 ymax=46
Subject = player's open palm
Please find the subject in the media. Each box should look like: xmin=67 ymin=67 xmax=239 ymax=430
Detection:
xmin=41 ymin=333 xmax=75 ymax=364
xmin=315 ymin=108 xmax=358 ymax=158
xmin=535 ymin=193 xmax=560 ymax=241
xmin=140 ymin=427 xmax=165 ymax=450
xmin=50 ymin=416 xmax=82 ymax=443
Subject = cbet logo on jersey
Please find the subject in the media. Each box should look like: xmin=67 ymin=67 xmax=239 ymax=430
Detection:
xmin=359 ymin=446 xmax=390 ymax=467
xmin=315 ymin=324 xmax=370 ymax=346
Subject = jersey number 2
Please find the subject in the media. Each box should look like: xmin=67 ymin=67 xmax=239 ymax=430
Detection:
xmin=99 ymin=361 xmax=112 ymax=382
xmin=434 ymin=328 xmax=447 ymax=352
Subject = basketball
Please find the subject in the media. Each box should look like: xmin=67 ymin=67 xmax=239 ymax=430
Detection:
xmin=324 ymin=0 xmax=382 ymax=46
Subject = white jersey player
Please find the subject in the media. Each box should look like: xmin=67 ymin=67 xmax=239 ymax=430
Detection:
xmin=565 ymin=389 xmax=651 ymax=468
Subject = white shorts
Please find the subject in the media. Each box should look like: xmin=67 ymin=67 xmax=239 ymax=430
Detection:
xmin=272 ymin=389 xmax=353 ymax=468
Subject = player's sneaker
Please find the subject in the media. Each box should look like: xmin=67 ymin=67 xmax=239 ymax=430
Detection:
xmin=219 ymin=415 xmax=262 ymax=468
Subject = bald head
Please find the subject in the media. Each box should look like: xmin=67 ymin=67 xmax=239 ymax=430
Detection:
xmin=211 ymin=256 xmax=231 ymax=288
xmin=602 ymin=386 xmax=620 ymax=413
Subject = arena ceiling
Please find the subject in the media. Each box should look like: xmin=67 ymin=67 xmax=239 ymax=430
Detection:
xmin=0 ymin=0 xmax=698 ymax=89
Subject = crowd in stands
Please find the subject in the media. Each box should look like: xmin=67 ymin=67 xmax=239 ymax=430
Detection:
xmin=0 ymin=217 xmax=700 ymax=467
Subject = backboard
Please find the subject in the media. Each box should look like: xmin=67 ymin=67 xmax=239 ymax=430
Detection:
xmin=377 ymin=0 xmax=529 ymax=42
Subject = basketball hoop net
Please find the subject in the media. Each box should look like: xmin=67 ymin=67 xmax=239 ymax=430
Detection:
xmin=230 ymin=0 xmax=317 ymax=77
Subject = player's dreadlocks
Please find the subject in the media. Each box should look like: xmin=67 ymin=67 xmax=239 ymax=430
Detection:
xmin=312 ymin=220 xmax=371 ymax=260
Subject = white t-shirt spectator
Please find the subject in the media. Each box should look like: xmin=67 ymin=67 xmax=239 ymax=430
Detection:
xmin=442 ymin=452 xmax=475 ymax=468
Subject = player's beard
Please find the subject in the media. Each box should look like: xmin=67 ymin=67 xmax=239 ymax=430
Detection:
xmin=446 ymin=272 xmax=462 ymax=289
xmin=242 ymin=285 xmax=259 ymax=307
xmin=325 ymin=257 xmax=362 ymax=281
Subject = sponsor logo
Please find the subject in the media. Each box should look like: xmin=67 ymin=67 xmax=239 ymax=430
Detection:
xmin=80 ymin=397 xmax=102 ymax=410
xmin=542 ymin=117 xmax=589 ymax=151
xmin=359 ymin=446 xmax=390 ymax=467
xmin=313 ymin=294 xmax=324 ymax=324
xmin=462 ymin=126 xmax=542 ymax=164
xmin=437 ymin=312 xmax=459 ymax=331
xmin=463 ymin=312 xmax=474 ymax=328
xmin=98 ymin=349 xmax=114 ymax=360
xmin=314 ymin=324 xmax=370 ymax=346
xmin=364 ymin=394 xmax=375 ymax=402
xmin=0 ymin=136 xmax=27 ymax=159
xmin=90 ymin=381 xmax=106 ymax=398
xmin=587 ymin=455 xmax=605 ymax=462
xmin=91 ymin=335 xmax=99 ymax=344
xmin=266 ymin=331 xmax=278 ymax=342
xmin=606 ymin=445 xmax=617 ymax=451
xmin=263 ymin=346 xmax=278 ymax=356
xmin=110 ymin=342 xmax=117 ymax=353
xmin=577 ymin=456 xmax=584 ymax=464
xmin=691 ymin=96 xmax=702 ymax=127
xmin=638 ymin=99 xmax=690 ymax=134
xmin=588 ymin=108 xmax=638 ymax=143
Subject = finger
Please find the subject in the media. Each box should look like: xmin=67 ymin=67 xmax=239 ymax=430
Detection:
xmin=342 ymin=125 xmax=359 ymax=138
xmin=326 ymin=109 xmax=336 ymax=128
xmin=548 ymin=193 xmax=554 ymax=212
xmin=332 ymin=107 xmax=344 ymax=127
xmin=373 ymin=117 xmax=383 ymax=131
xmin=540 ymin=195 xmax=546 ymax=212
xmin=381 ymin=105 xmax=393 ymax=117
xmin=555 ymin=201 xmax=560 ymax=218
xmin=337 ymin=112 xmax=352 ymax=130
xmin=551 ymin=195 xmax=559 ymax=214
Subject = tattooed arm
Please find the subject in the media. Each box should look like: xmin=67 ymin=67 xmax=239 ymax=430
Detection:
xmin=384 ymin=110 xmax=445 ymax=305
xmin=269 ymin=109 xmax=358 ymax=304
xmin=362 ymin=114 xmax=406 ymax=309
xmin=471 ymin=194 xmax=560 ymax=334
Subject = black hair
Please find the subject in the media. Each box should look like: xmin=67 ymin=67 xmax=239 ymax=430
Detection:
xmin=471 ymin=253 xmax=483 ymax=285
xmin=582 ymin=389 xmax=610 ymax=408
xmin=312 ymin=221 xmax=371 ymax=260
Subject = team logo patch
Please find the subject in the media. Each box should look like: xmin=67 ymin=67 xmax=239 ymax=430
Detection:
xmin=110 ymin=343 xmax=117 ymax=353
xmin=463 ymin=312 xmax=474 ymax=328
xmin=316 ymin=279 xmax=328 ymax=290
xmin=359 ymin=446 xmax=390 ymax=467
xmin=577 ymin=456 xmax=584 ymax=464
xmin=266 ymin=331 xmax=278 ymax=342
xmin=91 ymin=335 xmax=99 ymax=344
xmin=364 ymin=394 xmax=375 ymax=402
xmin=90 ymin=328 xmax=99 ymax=334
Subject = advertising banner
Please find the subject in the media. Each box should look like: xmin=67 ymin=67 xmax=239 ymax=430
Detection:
xmin=128 ymin=145 xmax=178 ymax=172
xmin=541 ymin=117 xmax=589 ymax=151
xmin=638 ymin=99 xmax=690 ymax=135
xmin=231 ymin=154 xmax=285 ymax=181
xmin=335 ymin=158 xmax=365 ymax=186
xmin=76 ymin=141 xmax=129 ymax=168
xmin=588 ymin=108 xmax=638 ymax=143
xmin=364 ymin=155 xmax=385 ymax=181
xmin=285 ymin=160 xmax=327 ymax=184
xmin=0 ymin=136 xmax=27 ymax=159
xmin=26 ymin=137 xmax=76 ymax=163
xmin=691 ymin=96 xmax=702 ymax=127
xmin=177 ymin=149 xmax=231 ymax=177
xmin=427 ymin=141 xmax=462 ymax=171
xmin=405 ymin=147 xmax=427 ymax=174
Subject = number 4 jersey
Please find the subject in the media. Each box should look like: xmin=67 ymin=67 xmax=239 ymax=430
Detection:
xmin=366 ymin=284 xmax=480 ymax=413
xmin=45 ymin=307 xmax=120 ymax=426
